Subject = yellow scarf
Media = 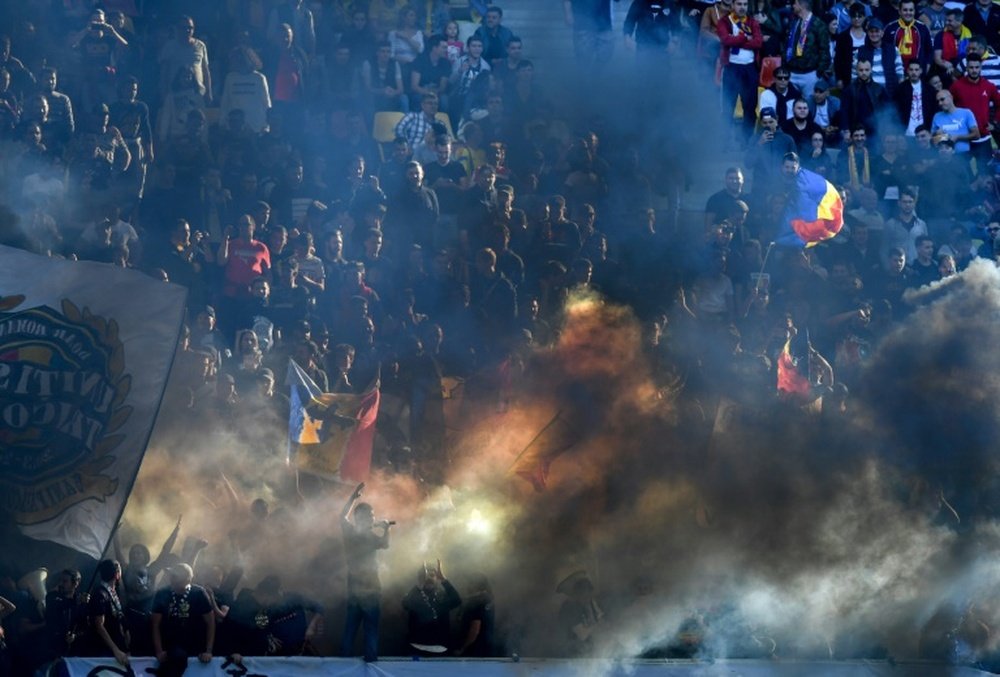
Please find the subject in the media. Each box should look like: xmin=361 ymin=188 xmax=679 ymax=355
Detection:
xmin=731 ymin=12 xmax=751 ymax=36
xmin=847 ymin=146 xmax=871 ymax=188
xmin=898 ymin=19 xmax=916 ymax=59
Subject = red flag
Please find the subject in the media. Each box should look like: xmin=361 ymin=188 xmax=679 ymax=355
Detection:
xmin=339 ymin=387 xmax=380 ymax=482
xmin=777 ymin=335 xmax=811 ymax=400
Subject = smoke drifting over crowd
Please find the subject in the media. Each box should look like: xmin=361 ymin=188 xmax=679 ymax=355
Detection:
xmin=3 ymin=5 xmax=999 ymax=668
xmin=115 ymin=259 xmax=1000 ymax=663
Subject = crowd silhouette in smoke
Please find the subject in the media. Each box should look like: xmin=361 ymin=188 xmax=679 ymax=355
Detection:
xmin=2 ymin=0 xmax=1000 ymax=674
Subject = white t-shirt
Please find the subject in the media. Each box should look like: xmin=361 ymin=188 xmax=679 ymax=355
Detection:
xmin=220 ymin=71 xmax=272 ymax=133
xmin=728 ymin=20 xmax=755 ymax=65
xmin=906 ymin=80 xmax=924 ymax=136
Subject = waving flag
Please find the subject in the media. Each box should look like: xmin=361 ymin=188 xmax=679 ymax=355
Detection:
xmin=287 ymin=360 xmax=380 ymax=482
xmin=0 ymin=246 xmax=186 ymax=561
xmin=777 ymin=331 xmax=812 ymax=401
xmin=776 ymin=168 xmax=844 ymax=248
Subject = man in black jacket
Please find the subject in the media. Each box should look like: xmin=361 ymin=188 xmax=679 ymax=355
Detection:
xmin=840 ymin=58 xmax=890 ymax=143
xmin=894 ymin=61 xmax=937 ymax=136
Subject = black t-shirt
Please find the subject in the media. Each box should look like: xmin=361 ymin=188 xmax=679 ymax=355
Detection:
xmin=570 ymin=0 xmax=614 ymax=31
xmin=152 ymin=585 xmax=213 ymax=654
xmin=45 ymin=591 xmax=88 ymax=654
xmin=79 ymin=33 xmax=117 ymax=73
xmin=403 ymin=580 xmax=461 ymax=647
xmin=413 ymin=54 xmax=451 ymax=91
xmin=460 ymin=593 xmax=495 ymax=657
xmin=704 ymin=189 xmax=742 ymax=224
xmin=424 ymin=161 xmax=467 ymax=213
xmin=88 ymin=584 xmax=129 ymax=654
xmin=229 ymin=590 xmax=322 ymax=656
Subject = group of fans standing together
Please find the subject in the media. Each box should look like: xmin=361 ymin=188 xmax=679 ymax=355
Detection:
xmin=1 ymin=0 xmax=999 ymax=672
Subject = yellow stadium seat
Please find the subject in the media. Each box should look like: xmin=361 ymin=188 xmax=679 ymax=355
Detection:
xmin=372 ymin=111 xmax=406 ymax=144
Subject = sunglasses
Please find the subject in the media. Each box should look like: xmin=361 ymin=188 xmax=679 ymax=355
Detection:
xmin=775 ymin=75 xmax=790 ymax=80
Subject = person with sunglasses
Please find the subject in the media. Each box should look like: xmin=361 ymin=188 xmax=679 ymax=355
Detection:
xmin=159 ymin=15 xmax=212 ymax=104
xmin=977 ymin=215 xmax=1000 ymax=258
xmin=758 ymin=67 xmax=801 ymax=125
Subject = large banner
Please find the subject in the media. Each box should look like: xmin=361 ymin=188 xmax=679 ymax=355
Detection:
xmin=0 ymin=246 xmax=187 ymax=558
xmin=59 ymin=656 xmax=994 ymax=677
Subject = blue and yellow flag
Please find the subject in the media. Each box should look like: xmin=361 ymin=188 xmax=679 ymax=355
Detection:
xmin=287 ymin=360 xmax=380 ymax=481
xmin=777 ymin=168 xmax=844 ymax=248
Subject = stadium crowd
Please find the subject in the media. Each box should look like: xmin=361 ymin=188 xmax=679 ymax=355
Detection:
xmin=1 ymin=0 xmax=1000 ymax=673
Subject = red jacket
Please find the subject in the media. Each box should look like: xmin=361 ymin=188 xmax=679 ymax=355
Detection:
xmin=716 ymin=14 xmax=763 ymax=67
xmin=950 ymin=76 xmax=1000 ymax=134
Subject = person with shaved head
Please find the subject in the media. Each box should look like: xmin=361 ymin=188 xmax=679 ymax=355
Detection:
xmin=151 ymin=563 xmax=214 ymax=677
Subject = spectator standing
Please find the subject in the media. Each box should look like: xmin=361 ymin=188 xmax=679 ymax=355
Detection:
xmin=858 ymin=19 xmax=903 ymax=96
xmin=267 ymin=0 xmax=316 ymax=59
xmin=785 ymin=0 xmax=830 ymax=98
xmin=37 ymin=67 xmax=74 ymax=157
xmin=218 ymin=213 xmax=272 ymax=300
xmin=457 ymin=575 xmax=496 ymax=657
xmin=839 ymin=59 xmax=890 ymax=143
xmin=264 ymin=23 xmax=309 ymax=136
xmin=151 ymin=564 xmax=214 ymax=677
xmin=949 ymin=53 xmax=1000 ymax=166
xmin=219 ymin=47 xmax=272 ymax=134
xmin=894 ymin=61 xmax=935 ymax=137
xmin=718 ymin=0 xmax=763 ymax=144
xmin=340 ymin=483 xmax=391 ymax=663
xmin=88 ymin=559 xmax=130 ymax=667
xmin=932 ymin=88 xmax=979 ymax=154
xmin=884 ymin=0 xmax=932 ymax=71
xmin=74 ymin=10 xmax=129 ymax=113
xmin=564 ymin=0 xmax=617 ymax=73
xmin=402 ymin=559 xmax=461 ymax=656
xmin=933 ymin=8 xmax=970 ymax=77
xmin=159 ymin=15 xmax=211 ymax=103
xmin=963 ymin=0 xmax=1000 ymax=54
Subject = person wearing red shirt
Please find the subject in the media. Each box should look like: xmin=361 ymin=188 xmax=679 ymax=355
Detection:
xmin=949 ymin=52 xmax=1000 ymax=166
xmin=218 ymin=213 xmax=271 ymax=298
xmin=718 ymin=0 xmax=764 ymax=145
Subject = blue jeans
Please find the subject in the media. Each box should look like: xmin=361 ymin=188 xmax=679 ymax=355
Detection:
xmin=341 ymin=596 xmax=380 ymax=662
xmin=722 ymin=61 xmax=760 ymax=140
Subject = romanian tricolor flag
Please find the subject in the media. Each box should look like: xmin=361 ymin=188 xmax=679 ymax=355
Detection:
xmin=287 ymin=360 xmax=380 ymax=482
xmin=777 ymin=331 xmax=811 ymax=401
xmin=776 ymin=168 xmax=844 ymax=248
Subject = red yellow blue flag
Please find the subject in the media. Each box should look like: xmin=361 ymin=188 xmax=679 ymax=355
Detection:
xmin=776 ymin=168 xmax=844 ymax=248
xmin=287 ymin=360 xmax=380 ymax=481
xmin=777 ymin=332 xmax=811 ymax=401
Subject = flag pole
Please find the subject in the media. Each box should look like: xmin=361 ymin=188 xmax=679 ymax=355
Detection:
xmin=509 ymin=409 xmax=564 ymax=471
xmin=755 ymin=241 xmax=776 ymax=294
